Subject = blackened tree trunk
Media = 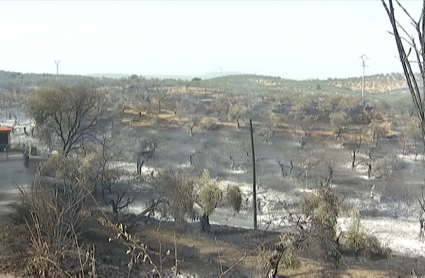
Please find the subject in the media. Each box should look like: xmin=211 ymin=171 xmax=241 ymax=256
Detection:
xmin=136 ymin=158 xmax=144 ymax=175
xmin=277 ymin=160 xmax=285 ymax=178
xmin=367 ymin=163 xmax=372 ymax=179
xmin=24 ymin=153 xmax=29 ymax=168
xmin=200 ymin=213 xmax=210 ymax=232
xmin=189 ymin=152 xmax=195 ymax=167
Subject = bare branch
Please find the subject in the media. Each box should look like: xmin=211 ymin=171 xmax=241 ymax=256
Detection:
xmin=395 ymin=0 xmax=418 ymax=28
xmin=383 ymin=0 xmax=425 ymax=142
xmin=218 ymin=252 xmax=247 ymax=278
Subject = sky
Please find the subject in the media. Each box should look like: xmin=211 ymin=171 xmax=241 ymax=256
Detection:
xmin=0 ymin=1 xmax=423 ymax=80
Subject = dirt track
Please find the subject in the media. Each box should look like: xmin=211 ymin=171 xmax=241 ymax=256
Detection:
xmin=0 ymin=153 xmax=34 ymax=216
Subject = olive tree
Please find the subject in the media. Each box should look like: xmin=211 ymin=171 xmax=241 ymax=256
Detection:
xmin=363 ymin=145 xmax=387 ymax=180
xmin=343 ymin=129 xmax=364 ymax=169
xmin=367 ymin=119 xmax=388 ymax=147
xmin=155 ymin=169 xmax=242 ymax=232
xmin=135 ymin=138 xmax=157 ymax=175
xmin=27 ymin=85 xmax=109 ymax=156
xmin=329 ymin=111 xmax=348 ymax=139
xmin=228 ymin=104 xmax=248 ymax=129
xmin=196 ymin=170 xmax=223 ymax=232
xmin=399 ymin=116 xmax=422 ymax=156
xmin=208 ymin=100 xmax=229 ymax=120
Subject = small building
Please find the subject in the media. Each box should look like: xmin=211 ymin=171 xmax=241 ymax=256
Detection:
xmin=0 ymin=126 xmax=12 ymax=152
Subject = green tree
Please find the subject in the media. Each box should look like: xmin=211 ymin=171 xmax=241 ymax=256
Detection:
xmin=27 ymin=85 xmax=108 ymax=156
xmin=196 ymin=170 xmax=223 ymax=232
xmin=316 ymin=83 xmax=321 ymax=90
xmin=367 ymin=119 xmax=388 ymax=146
xmin=343 ymin=129 xmax=364 ymax=169
xmin=399 ymin=116 xmax=422 ymax=157
xmin=329 ymin=111 xmax=348 ymax=139
xmin=228 ymin=104 xmax=248 ymax=129
xmin=226 ymin=185 xmax=242 ymax=213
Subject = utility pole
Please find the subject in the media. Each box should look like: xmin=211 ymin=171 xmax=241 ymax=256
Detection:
xmin=249 ymin=119 xmax=257 ymax=230
xmin=359 ymin=54 xmax=368 ymax=106
xmin=54 ymin=60 xmax=61 ymax=81
xmin=219 ymin=67 xmax=223 ymax=76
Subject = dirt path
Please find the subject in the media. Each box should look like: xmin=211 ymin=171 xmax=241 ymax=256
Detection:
xmin=0 ymin=154 xmax=35 ymax=277
xmin=0 ymin=154 xmax=35 ymax=216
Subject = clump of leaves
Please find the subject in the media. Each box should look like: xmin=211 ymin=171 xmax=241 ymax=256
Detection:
xmin=39 ymin=154 xmax=76 ymax=178
xmin=343 ymin=209 xmax=392 ymax=258
xmin=80 ymin=148 xmax=105 ymax=178
xmin=38 ymin=153 xmax=94 ymax=183
xmin=300 ymin=184 xmax=341 ymax=268
xmin=156 ymin=171 xmax=195 ymax=224
xmin=172 ymin=179 xmax=196 ymax=221
xmin=255 ymin=233 xmax=301 ymax=276
xmin=280 ymin=247 xmax=300 ymax=270
xmin=329 ymin=111 xmax=347 ymax=132
xmin=226 ymin=185 xmax=242 ymax=213
xmin=227 ymin=104 xmax=248 ymax=121
xmin=200 ymin=117 xmax=217 ymax=131
xmin=301 ymin=185 xmax=340 ymax=238
xmin=198 ymin=170 xmax=222 ymax=216
xmin=278 ymin=233 xmax=301 ymax=270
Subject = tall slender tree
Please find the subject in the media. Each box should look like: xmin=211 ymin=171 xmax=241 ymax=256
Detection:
xmin=382 ymin=0 xmax=425 ymax=147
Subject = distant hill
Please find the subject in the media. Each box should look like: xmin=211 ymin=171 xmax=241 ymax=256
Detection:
xmin=199 ymin=72 xmax=414 ymax=95
xmin=0 ymin=69 xmax=415 ymax=95
xmin=86 ymin=73 xmax=130 ymax=79
xmin=319 ymin=73 xmax=411 ymax=94
xmin=199 ymin=71 xmax=245 ymax=79
xmin=86 ymin=71 xmax=245 ymax=80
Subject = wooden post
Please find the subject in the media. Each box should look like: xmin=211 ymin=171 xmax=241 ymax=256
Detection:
xmin=250 ymin=119 xmax=257 ymax=230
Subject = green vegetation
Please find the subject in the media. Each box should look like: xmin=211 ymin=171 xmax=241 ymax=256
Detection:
xmin=156 ymin=170 xmax=196 ymax=225
xmin=226 ymin=185 xmax=243 ymax=213
xmin=27 ymin=85 xmax=109 ymax=155
xmin=198 ymin=173 xmax=222 ymax=216
xmin=343 ymin=209 xmax=392 ymax=258
xmin=300 ymin=184 xmax=341 ymax=267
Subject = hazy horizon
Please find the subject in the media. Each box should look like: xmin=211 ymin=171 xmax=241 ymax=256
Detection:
xmin=1 ymin=1 xmax=422 ymax=80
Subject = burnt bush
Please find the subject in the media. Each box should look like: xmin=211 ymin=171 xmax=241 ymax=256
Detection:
xmin=12 ymin=165 xmax=93 ymax=277
xmin=343 ymin=209 xmax=392 ymax=258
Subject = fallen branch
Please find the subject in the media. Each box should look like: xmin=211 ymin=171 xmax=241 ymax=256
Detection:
xmin=215 ymin=237 xmax=224 ymax=275
xmin=219 ymin=252 xmax=247 ymax=278
xmin=127 ymin=192 xmax=164 ymax=232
